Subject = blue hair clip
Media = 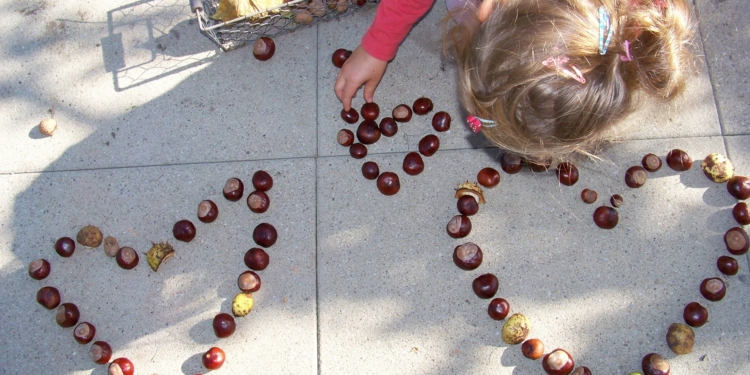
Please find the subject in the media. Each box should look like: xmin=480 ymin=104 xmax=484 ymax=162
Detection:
xmin=598 ymin=6 xmax=614 ymax=55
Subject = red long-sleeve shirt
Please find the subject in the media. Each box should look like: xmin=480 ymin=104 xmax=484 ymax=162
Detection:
xmin=361 ymin=0 xmax=436 ymax=61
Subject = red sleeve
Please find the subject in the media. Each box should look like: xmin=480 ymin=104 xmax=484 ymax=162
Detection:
xmin=361 ymin=0 xmax=436 ymax=61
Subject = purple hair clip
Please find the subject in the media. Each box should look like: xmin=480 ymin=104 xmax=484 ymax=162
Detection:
xmin=466 ymin=115 xmax=496 ymax=133
xmin=620 ymin=40 xmax=633 ymax=61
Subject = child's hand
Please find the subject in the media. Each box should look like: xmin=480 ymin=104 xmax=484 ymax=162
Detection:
xmin=334 ymin=46 xmax=388 ymax=111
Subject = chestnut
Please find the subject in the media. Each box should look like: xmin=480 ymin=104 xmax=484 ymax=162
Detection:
xmin=477 ymin=168 xmax=500 ymax=188
xmin=74 ymin=322 xmax=96 ymax=344
xmin=349 ymin=143 xmax=367 ymax=159
xmin=213 ymin=313 xmax=237 ymax=338
xmin=502 ymin=314 xmax=530 ymax=344
xmin=418 ymin=134 xmax=440 ymax=157
xmin=379 ymin=117 xmax=398 ymax=137
xmin=717 ymin=255 xmax=739 ymax=276
xmin=90 ymin=341 xmax=112 ymax=365
xmin=446 ymin=215 xmax=472 ymax=238
xmin=700 ymin=277 xmax=726 ymax=301
xmin=501 ymin=153 xmax=523 ymax=174
xmin=580 ymin=189 xmax=597 ymax=204
xmin=472 ymin=273 xmax=499 ymax=299
xmin=173 ymin=219 xmax=197 ymax=242
xmin=571 ymin=367 xmax=592 ymax=375
xmin=431 ymin=111 xmax=451 ymax=132
xmin=103 ymin=236 xmax=119 ymax=257
xmin=377 ymin=172 xmax=400 ymax=195
xmin=392 ymin=104 xmax=412 ymax=122
xmin=361 ymin=161 xmax=380 ymax=180
xmin=527 ymin=158 xmax=551 ymax=173
xmin=238 ymin=270 xmax=262 ymax=292
xmin=453 ymin=242 xmax=482 ymax=270
xmin=203 ymin=347 xmax=226 ymax=370
xmin=727 ymin=175 xmax=750 ymax=200
xmin=56 ymin=302 xmax=80 ymax=328
xmin=610 ymin=194 xmax=624 ymax=207
xmin=625 ymin=166 xmax=648 ymax=188
xmin=457 ymin=195 xmax=479 ymax=216
xmin=331 ymin=48 xmax=352 ymax=68
xmin=402 ymin=152 xmax=424 ymax=176
xmin=244 ymin=247 xmax=269 ymax=270
xmin=223 ymin=177 xmax=244 ymax=201
xmin=253 ymin=223 xmax=278 ymax=248
xmin=77 ymin=225 xmax=103 ymax=248
xmin=28 ymin=259 xmax=51 ymax=280
xmin=683 ymin=302 xmax=708 ymax=327
xmin=116 ymin=246 xmax=139 ymax=270
xmin=521 ymin=338 xmax=544 ymax=360
xmin=36 ymin=286 xmax=61 ymax=309
xmin=666 ymin=323 xmax=694 ymax=355
xmin=247 ymin=191 xmax=270 ymax=213
xmin=340 ymin=108 xmax=359 ymax=124
xmin=109 ymin=357 xmax=134 ymax=375
xmin=488 ymin=297 xmax=510 ymax=320
xmin=55 ymin=237 xmax=76 ymax=257
xmin=732 ymin=202 xmax=750 ymax=225
xmin=666 ymin=149 xmax=692 ymax=171
xmin=361 ymin=102 xmax=380 ymax=121
xmin=642 ymin=353 xmax=670 ymax=375
xmin=723 ymin=227 xmax=749 ymax=255
xmin=412 ymin=97 xmax=433 ymax=115
xmin=642 ymin=153 xmax=663 ymax=172
xmin=542 ymin=349 xmax=575 ymax=375
xmin=252 ymin=170 xmax=273 ymax=191
xmin=356 ymin=120 xmax=381 ymax=144
xmin=252 ymin=37 xmax=275 ymax=61
xmin=593 ymin=206 xmax=618 ymax=229
xmin=556 ymin=162 xmax=579 ymax=186
xmin=197 ymin=200 xmax=219 ymax=223
xmin=337 ymin=129 xmax=355 ymax=146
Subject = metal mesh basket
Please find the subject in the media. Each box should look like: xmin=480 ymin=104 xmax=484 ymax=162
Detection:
xmin=191 ymin=0 xmax=379 ymax=51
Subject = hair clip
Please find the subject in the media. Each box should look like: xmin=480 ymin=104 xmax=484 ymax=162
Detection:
xmin=598 ymin=6 xmax=614 ymax=55
xmin=619 ymin=40 xmax=633 ymax=61
xmin=466 ymin=115 xmax=496 ymax=133
xmin=542 ymin=56 xmax=586 ymax=84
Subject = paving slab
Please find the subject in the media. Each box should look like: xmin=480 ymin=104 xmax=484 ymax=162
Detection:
xmin=0 ymin=158 xmax=317 ymax=374
xmin=317 ymin=137 xmax=750 ymax=375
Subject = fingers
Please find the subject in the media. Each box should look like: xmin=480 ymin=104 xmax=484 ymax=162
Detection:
xmin=362 ymin=80 xmax=377 ymax=104
xmin=334 ymin=76 xmax=353 ymax=111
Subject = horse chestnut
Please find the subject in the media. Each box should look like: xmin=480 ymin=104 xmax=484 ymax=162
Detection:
xmin=361 ymin=161 xmax=380 ymax=180
xmin=203 ymin=347 xmax=226 ymax=370
xmin=453 ymin=242 xmax=482 ymax=270
xmin=28 ymin=259 xmax=51 ymax=280
xmin=56 ymin=303 xmax=80 ymax=327
xmin=472 ymin=273 xmax=498 ymax=299
xmin=727 ymin=175 xmax=750 ymax=200
xmin=197 ymin=200 xmax=219 ymax=223
xmin=379 ymin=117 xmax=398 ymax=137
xmin=253 ymin=37 xmax=275 ymax=61
xmin=457 ymin=195 xmax=479 ymax=216
xmin=90 ymin=341 xmax=112 ymax=364
xmin=252 ymin=170 xmax=273 ymax=191
xmin=418 ymin=134 xmax=439 ymax=157
xmin=55 ymin=237 xmax=75 ymax=257
xmin=338 ymin=129 xmax=354 ymax=146
xmin=37 ymin=286 xmax=61 ymax=309
xmin=501 ymin=153 xmax=523 ymax=174
xmin=412 ymin=97 xmax=433 ymax=115
xmin=642 ymin=153 xmax=662 ymax=172
xmin=625 ymin=166 xmax=648 ymax=188
xmin=361 ymin=102 xmax=379 ymax=120
xmin=392 ymin=104 xmax=412 ymax=122
xmin=521 ymin=338 xmax=544 ymax=360
xmin=477 ymin=168 xmax=500 ymax=188
xmin=700 ymin=277 xmax=726 ymax=301
xmin=581 ymin=189 xmax=597 ymax=204
xmin=340 ymin=108 xmax=359 ymax=124
xmin=74 ymin=322 xmax=96 ymax=344
xmin=446 ymin=215 xmax=471 ymax=238
xmin=683 ymin=302 xmax=708 ymax=327
xmin=173 ymin=219 xmax=197 ymax=242
xmin=431 ymin=111 xmax=451 ymax=132
xmin=723 ymin=227 xmax=749 ymax=255
xmin=488 ymin=298 xmax=510 ymax=320
xmin=356 ymin=120 xmax=381 ymax=144
xmin=213 ymin=313 xmax=237 ymax=338
xmin=666 ymin=149 xmax=692 ymax=171
xmin=244 ymin=248 xmax=269 ymax=270
xmin=116 ymin=247 xmax=139 ymax=270
xmin=717 ymin=255 xmax=739 ymax=276
xmin=349 ymin=143 xmax=367 ymax=159
xmin=238 ymin=270 xmax=261 ymax=292
xmin=331 ymin=48 xmax=351 ymax=68
xmin=732 ymin=202 xmax=750 ymax=225
xmin=402 ymin=152 xmax=424 ymax=176
xmin=376 ymin=172 xmax=400 ymax=195
xmin=542 ymin=349 xmax=574 ymax=375
xmin=253 ymin=223 xmax=278 ymax=248
xmin=109 ymin=357 xmax=134 ymax=375
xmin=247 ymin=191 xmax=270 ymax=213
xmin=593 ymin=206 xmax=618 ymax=229
xmin=223 ymin=178 xmax=244 ymax=201
xmin=557 ymin=162 xmax=579 ymax=186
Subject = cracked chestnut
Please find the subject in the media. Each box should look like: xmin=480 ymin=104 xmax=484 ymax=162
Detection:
xmin=28 ymin=259 xmax=51 ymax=280
xmin=247 ymin=191 xmax=270 ymax=213
xmin=203 ymin=347 xmax=225 ymax=370
xmin=356 ymin=120 xmax=381 ymax=144
xmin=727 ymin=175 xmax=750 ymax=200
xmin=238 ymin=270 xmax=262 ymax=293
xmin=666 ymin=149 xmax=692 ymax=171
xmin=337 ymin=129 xmax=354 ymax=146
xmin=581 ymin=189 xmax=597 ymax=204
xmin=418 ymin=134 xmax=439 ymax=157
xmin=349 ymin=143 xmax=367 ymax=159
xmin=36 ymin=286 xmax=60 ymax=309
xmin=376 ymin=172 xmax=400 ymax=195
xmin=361 ymin=161 xmax=380 ymax=180
xmin=724 ymin=227 xmax=749 ymax=255
xmin=472 ymin=273 xmax=498 ymax=299
xmin=521 ymin=338 xmax=544 ymax=360
xmin=213 ymin=313 xmax=237 ymax=338
xmin=557 ymin=162 xmax=579 ymax=186
xmin=446 ymin=215 xmax=472 ymax=238
xmin=542 ymin=349 xmax=574 ymax=375
xmin=197 ymin=200 xmax=219 ymax=223
xmin=361 ymin=102 xmax=380 ymax=120
xmin=412 ymin=97 xmax=433 ymax=115
xmin=252 ymin=170 xmax=273 ymax=191
xmin=173 ymin=219 xmax=197 ymax=242
xmin=392 ymin=104 xmax=412 ymax=122
xmin=340 ymin=108 xmax=359 ymax=124
xmin=331 ymin=48 xmax=351 ymax=68
xmin=453 ymin=242 xmax=482 ymax=270
xmin=477 ymin=168 xmax=500 ymax=188
xmin=223 ymin=178 xmax=244 ymax=201
xmin=402 ymin=152 xmax=424 ymax=175
xmin=683 ymin=302 xmax=708 ymax=327
xmin=379 ymin=117 xmax=398 ymax=137
xmin=699 ymin=277 xmax=726 ymax=301
xmin=253 ymin=223 xmax=278 ymax=248
xmin=642 ymin=153 xmax=662 ymax=172
xmin=593 ymin=206 xmax=618 ymax=229
xmin=116 ymin=247 xmax=139 ymax=270
xmin=457 ymin=195 xmax=479 ymax=216
xmin=56 ymin=302 xmax=80 ymax=328
xmin=501 ymin=153 xmax=522 ymax=174
xmin=74 ymin=322 xmax=96 ymax=344
xmin=732 ymin=202 xmax=750 ymax=225
xmin=91 ymin=341 xmax=112 ymax=365
xmin=625 ymin=166 xmax=648 ymax=188
xmin=109 ymin=358 xmax=134 ymax=375
xmin=431 ymin=111 xmax=451 ymax=132
xmin=488 ymin=298 xmax=510 ymax=320
xmin=55 ymin=237 xmax=75 ymax=257
xmin=610 ymin=194 xmax=624 ymax=207
xmin=717 ymin=255 xmax=739 ymax=276
xmin=252 ymin=37 xmax=275 ymax=61
xmin=642 ymin=353 xmax=670 ymax=375
xmin=244 ymin=247 xmax=269 ymax=270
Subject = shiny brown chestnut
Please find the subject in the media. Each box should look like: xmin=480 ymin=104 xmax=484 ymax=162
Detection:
xmin=581 ymin=189 xmax=597 ymax=204
xmin=238 ymin=270 xmax=262 ymax=293
xmin=571 ymin=367 xmax=592 ymax=375
xmin=247 ymin=191 xmax=270 ymax=213
xmin=418 ymin=134 xmax=440 ymax=157
xmin=244 ymin=248 xmax=269 ymax=270
xmin=610 ymin=194 xmax=624 ymax=207
xmin=361 ymin=161 xmax=380 ymax=180
xmin=727 ymin=175 xmax=750 ymax=200
xmin=642 ymin=153 xmax=663 ymax=172
xmin=431 ymin=111 xmax=451 ymax=132
xmin=109 ymin=357 xmax=134 ymax=375
xmin=488 ymin=298 xmax=510 ymax=321
xmin=593 ymin=206 xmax=618 ymax=229
xmin=37 ymin=286 xmax=61 ymax=309
xmin=223 ymin=178 xmax=244 ymax=201
xmin=472 ymin=273 xmax=499 ymax=299
xmin=349 ymin=143 xmax=367 ymax=159
xmin=724 ymin=227 xmax=749 ymax=255
xmin=28 ymin=259 xmax=51 ymax=280
xmin=453 ymin=242 xmax=482 ymax=270
xmin=377 ymin=172 xmax=400 ymax=195
xmin=90 ymin=341 xmax=112 ymax=365
xmin=55 ymin=237 xmax=76 ymax=257
xmin=447 ymin=215 xmax=472 ymax=238
xmin=116 ymin=247 xmax=139 ymax=270
xmin=625 ymin=166 xmax=648 ymax=188
xmin=392 ymin=104 xmax=412 ymax=122
xmin=213 ymin=313 xmax=237 ymax=338
xmin=379 ymin=117 xmax=398 ymax=137
xmin=717 ymin=255 xmax=739 ymax=276
xmin=356 ymin=120 xmax=381 ymax=144
xmin=361 ymin=102 xmax=380 ymax=121
xmin=412 ymin=97 xmax=433 ymax=115
xmin=477 ymin=168 xmax=500 ymax=188
xmin=700 ymin=277 xmax=726 ymax=301
xmin=331 ymin=48 xmax=352 ymax=68
xmin=203 ymin=347 xmax=225 ymax=370
xmin=253 ymin=223 xmax=278 ymax=248
xmin=56 ymin=302 xmax=80 ymax=328
xmin=732 ymin=202 xmax=750 ymax=225
xmin=501 ymin=153 xmax=523 ymax=174
xmin=642 ymin=353 xmax=670 ymax=375
xmin=252 ymin=37 xmax=275 ymax=61
xmin=340 ymin=108 xmax=359 ymax=124
xmin=666 ymin=149 xmax=692 ymax=171
xmin=173 ymin=219 xmax=197 ymax=242
xmin=74 ymin=322 xmax=96 ymax=344
xmin=521 ymin=338 xmax=545 ymax=360
xmin=542 ymin=349 xmax=575 ymax=375
xmin=338 ymin=129 xmax=355 ymax=146
xmin=402 ymin=152 xmax=424 ymax=176
xmin=197 ymin=200 xmax=219 ymax=223
xmin=527 ymin=158 xmax=551 ymax=173
xmin=252 ymin=170 xmax=273 ymax=191
xmin=683 ymin=302 xmax=708 ymax=327
xmin=556 ymin=162 xmax=579 ymax=186
xmin=457 ymin=195 xmax=479 ymax=216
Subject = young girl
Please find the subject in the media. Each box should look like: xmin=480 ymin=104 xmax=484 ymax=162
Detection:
xmin=334 ymin=0 xmax=696 ymax=161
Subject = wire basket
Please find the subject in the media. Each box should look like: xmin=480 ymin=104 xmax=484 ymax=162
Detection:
xmin=191 ymin=0 xmax=379 ymax=51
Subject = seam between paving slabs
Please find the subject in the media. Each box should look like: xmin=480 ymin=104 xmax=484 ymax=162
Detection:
xmin=315 ymin=21 xmax=323 ymax=375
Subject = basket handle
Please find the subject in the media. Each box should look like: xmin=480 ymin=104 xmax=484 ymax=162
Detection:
xmin=190 ymin=0 xmax=203 ymax=13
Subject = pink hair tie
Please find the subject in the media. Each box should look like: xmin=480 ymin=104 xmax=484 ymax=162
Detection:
xmin=466 ymin=115 xmax=495 ymax=133
xmin=620 ymin=40 xmax=633 ymax=61
xmin=542 ymin=56 xmax=586 ymax=84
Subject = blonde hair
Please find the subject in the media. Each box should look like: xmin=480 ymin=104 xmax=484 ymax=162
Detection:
xmin=445 ymin=0 xmax=697 ymax=161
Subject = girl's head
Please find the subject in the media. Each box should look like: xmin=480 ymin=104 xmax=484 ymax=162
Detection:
xmin=446 ymin=0 xmax=696 ymax=162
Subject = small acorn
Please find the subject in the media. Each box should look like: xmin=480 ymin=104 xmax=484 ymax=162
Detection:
xmin=701 ymin=153 xmax=734 ymax=183
xmin=145 ymin=242 xmax=175 ymax=272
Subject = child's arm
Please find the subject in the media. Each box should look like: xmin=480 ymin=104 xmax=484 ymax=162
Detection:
xmin=334 ymin=0 xmax=436 ymax=110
